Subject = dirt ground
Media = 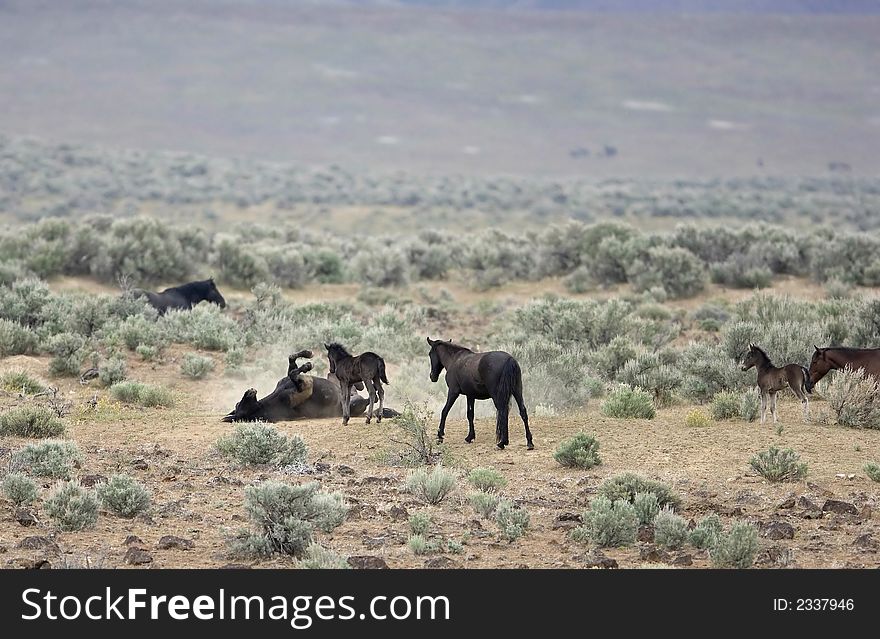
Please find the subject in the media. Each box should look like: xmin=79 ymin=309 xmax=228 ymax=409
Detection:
xmin=1 ymin=348 xmax=878 ymax=570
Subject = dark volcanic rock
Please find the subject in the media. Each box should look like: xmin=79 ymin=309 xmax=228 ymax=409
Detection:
xmin=424 ymin=556 xmax=460 ymax=569
xmin=123 ymin=535 xmax=144 ymax=546
xmin=15 ymin=509 xmax=37 ymax=527
xmin=335 ymin=464 xmax=355 ymax=476
xmin=638 ymin=524 xmax=655 ymax=543
xmin=80 ymin=474 xmax=108 ymax=487
xmin=639 ymin=546 xmax=670 ymax=563
xmin=672 ymin=553 xmax=693 ymax=566
xmin=130 ymin=458 xmax=149 ymax=471
xmin=389 ymin=505 xmax=409 ymax=521
xmin=822 ymin=500 xmax=858 ymax=516
xmin=157 ymin=535 xmax=194 ymax=550
xmin=347 ymin=556 xmax=389 ymax=570
xmin=553 ymin=512 xmax=583 ymax=531
xmin=853 ymin=534 xmax=878 ymax=550
xmin=761 ymin=521 xmax=795 ymax=540
xmin=581 ymin=551 xmax=618 ymax=569
xmin=16 ymin=536 xmax=59 ymax=553
xmin=124 ymin=547 xmax=153 ymax=565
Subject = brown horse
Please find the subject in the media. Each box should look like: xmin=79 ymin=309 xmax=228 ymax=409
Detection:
xmin=740 ymin=344 xmax=812 ymax=424
xmin=324 ymin=343 xmax=389 ymax=426
xmin=809 ymin=346 xmax=880 ymax=386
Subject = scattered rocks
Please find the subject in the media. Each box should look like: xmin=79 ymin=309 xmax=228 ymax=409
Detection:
xmin=552 ymin=512 xmax=582 ymax=531
xmin=807 ymin=482 xmax=834 ymax=497
xmin=157 ymin=535 xmax=194 ymax=550
xmin=7 ymin=557 xmax=51 ymax=569
xmin=389 ymin=505 xmax=409 ymax=521
xmin=80 ymin=474 xmax=108 ymax=487
xmin=313 ymin=462 xmax=331 ymax=473
xmin=347 ymin=555 xmax=389 ymax=570
xmin=17 ymin=536 xmax=60 ymax=553
xmin=639 ymin=546 xmax=670 ymax=563
xmin=796 ymin=496 xmax=822 ymax=518
xmin=580 ymin=551 xmax=618 ymax=569
xmin=755 ymin=546 xmax=794 ymax=568
xmin=362 ymin=536 xmax=387 ymax=549
xmin=335 ymin=465 xmax=355 ymax=476
xmin=835 ymin=473 xmax=856 ymax=480
xmin=15 ymin=509 xmax=37 ymax=527
xmin=638 ymin=524 xmax=655 ymax=543
xmin=424 ymin=556 xmax=460 ymax=569
xmin=822 ymin=500 xmax=858 ymax=516
xmin=761 ymin=521 xmax=795 ymax=540
xmin=130 ymin=459 xmax=149 ymax=471
xmin=220 ymin=563 xmax=251 ymax=569
xmin=853 ymin=534 xmax=878 ymax=550
xmin=208 ymin=476 xmax=243 ymax=486
xmin=124 ymin=547 xmax=153 ymax=565
xmin=123 ymin=535 xmax=144 ymax=546
xmin=672 ymin=553 xmax=693 ymax=566
xmin=777 ymin=494 xmax=796 ymax=509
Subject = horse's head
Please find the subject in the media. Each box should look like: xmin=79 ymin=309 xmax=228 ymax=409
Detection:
xmin=222 ymin=388 xmax=259 ymax=422
xmin=740 ymin=343 xmax=761 ymax=371
xmin=205 ymin=278 xmax=227 ymax=308
xmin=427 ymin=337 xmax=451 ymax=383
xmin=324 ymin=342 xmax=337 ymax=374
xmin=809 ymin=346 xmax=833 ymax=386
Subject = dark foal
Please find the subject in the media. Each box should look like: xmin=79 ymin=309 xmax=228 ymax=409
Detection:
xmin=324 ymin=342 xmax=389 ymax=426
xmin=427 ymin=338 xmax=534 ymax=450
xmin=740 ymin=343 xmax=812 ymax=424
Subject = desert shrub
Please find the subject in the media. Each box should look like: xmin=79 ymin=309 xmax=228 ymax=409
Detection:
xmin=351 ymin=242 xmax=410 ymax=287
xmin=216 ymin=424 xmax=307 ymax=467
xmin=823 ymin=366 xmax=880 ymax=429
xmin=1 ymin=473 xmax=38 ymax=506
xmin=502 ymin=339 xmax=594 ymax=411
xmin=685 ymin=409 xmax=713 ymax=428
xmin=297 ymin=543 xmax=350 ymax=569
xmin=628 ymin=246 xmax=706 ymax=299
xmin=233 ymin=481 xmax=348 ymax=558
xmin=710 ymin=391 xmax=741 ymax=420
xmin=495 ymin=499 xmax=530 ymax=542
xmin=467 ymin=467 xmax=507 ymax=492
xmin=711 ymin=521 xmax=759 ymax=569
xmin=653 ymin=508 xmax=688 ymax=550
xmin=864 ymin=462 xmax=880 ymax=482
xmin=180 ymin=353 xmax=215 ymax=379
xmin=113 ymin=314 xmax=167 ymax=351
xmin=408 ymin=534 xmax=438 ymax=555
xmin=678 ymin=342 xmax=747 ymax=403
xmin=563 ymin=266 xmax=594 ymax=293
xmin=616 ymin=353 xmax=681 ymax=407
xmin=44 ymin=481 xmax=99 ymax=531
xmin=0 ymin=405 xmax=65 ymax=437
xmin=740 ymin=391 xmax=760 ymax=422
xmin=97 ymin=474 xmax=150 ymax=518
xmin=710 ymin=259 xmax=773 ymax=289
xmin=688 ymin=513 xmax=724 ymax=550
xmin=135 ymin=344 xmax=158 ymax=361
xmin=0 ymin=278 xmax=50 ymax=327
xmin=723 ymin=320 xmax=827 ymax=372
xmin=553 ymin=433 xmax=601 ymax=469
xmin=469 ymin=492 xmax=500 ymax=519
xmin=588 ymin=336 xmax=639 ymax=380
xmin=12 ymin=440 xmax=80 ymax=479
xmin=387 ymin=401 xmax=438 ymax=466
xmin=825 ymin=279 xmax=852 ymax=300
xmin=601 ymin=385 xmax=655 ymax=419
xmin=408 ymin=512 xmax=432 ymax=536
xmin=406 ymin=466 xmax=456 ymax=505
xmin=110 ymin=380 xmax=174 ymax=407
xmin=46 ymin=332 xmax=87 ymax=377
xmin=0 ymin=319 xmax=39 ymax=356
xmin=572 ymin=496 xmax=638 ymax=547
xmin=162 ymin=306 xmax=236 ymax=351
xmin=691 ymin=303 xmax=730 ymax=332
xmin=0 ymin=369 xmax=47 ymax=395
xmin=598 ymin=472 xmax=680 ymax=508
xmin=633 ymin=491 xmax=660 ymax=525
xmin=98 ymin=356 xmax=127 ymax=386
xmin=750 ymin=447 xmax=807 ymax=482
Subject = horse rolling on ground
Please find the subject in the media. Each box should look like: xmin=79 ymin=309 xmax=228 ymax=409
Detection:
xmin=427 ymin=338 xmax=534 ymax=450
xmin=808 ymin=346 xmax=880 ymax=387
xmin=740 ymin=343 xmax=812 ymax=424
xmin=324 ymin=343 xmax=389 ymax=426
xmin=131 ymin=278 xmax=226 ymax=315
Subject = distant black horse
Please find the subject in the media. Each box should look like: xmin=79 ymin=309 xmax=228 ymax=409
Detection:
xmin=131 ymin=278 xmax=226 ymax=315
xmin=426 ymin=338 xmax=533 ymax=450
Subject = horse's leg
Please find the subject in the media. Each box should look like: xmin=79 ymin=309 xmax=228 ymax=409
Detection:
xmin=363 ymin=379 xmax=375 ymax=424
xmin=437 ymin=389 xmax=460 ymax=443
xmin=513 ymin=388 xmax=534 ymax=450
xmin=760 ymin=391 xmax=767 ymax=424
xmin=493 ymin=396 xmax=510 ymax=449
xmin=374 ymin=378 xmax=385 ymax=423
xmin=791 ymin=380 xmax=808 ymax=422
xmin=771 ymin=391 xmax=778 ymax=424
xmin=465 ymin=395 xmax=476 ymax=443
xmin=341 ymin=380 xmax=351 ymax=426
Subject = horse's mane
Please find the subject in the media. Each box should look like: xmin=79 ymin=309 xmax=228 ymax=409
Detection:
xmin=434 ymin=340 xmax=474 ymax=354
xmin=327 ymin=342 xmax=352 ymax=357
xmin=750 ymin=344 xmax=773 ymax=367
xmin=822 ymin=346 xmax=880 ymax=354
xmin=161 ymin=279 xmax=213 ymax=294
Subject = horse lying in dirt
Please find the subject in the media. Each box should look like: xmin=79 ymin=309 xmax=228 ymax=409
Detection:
xmin=222 ymin=350 xmax=399 ymax=423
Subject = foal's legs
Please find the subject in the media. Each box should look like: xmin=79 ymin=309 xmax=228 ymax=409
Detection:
xmin=770 ymin=391 xmax=778 ymax=424
xmin=363 ymin=379 xmax=376 ymax=424
xmin=790 ymin=381 xmax=809 ymax=421
xmin=465 ymin=396 xmax=476 ymax=443
xmin=341 ymin=381 xmax=352 ymax=426
xmin=437 ymin=388 xmax=460 ymax=443
xmin=760 ymin=391 xmax=767 ymax=425
xmin=374 ymin=378 xmax=385 ymax=423
xmin=513 ymin=388 xmax=534 ymax=450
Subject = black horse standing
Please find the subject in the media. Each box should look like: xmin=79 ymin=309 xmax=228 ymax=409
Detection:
xmin=131 ymin=278 xmax=226 ymax=315
xmin=427 ymin=338 xmax=533 ymax=450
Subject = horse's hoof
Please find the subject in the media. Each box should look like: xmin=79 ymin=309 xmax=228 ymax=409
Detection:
xmin=376 ymin=416 xmax=382 ymax=423
xmin=527 ymin=443 xmax=535 ymax=450
xmin=436 ymin=434 xmax=444 ymax=443
xmin=496 ymin=443 xmax=505 ymax=450
xmin=365 ymin=418 xmax=372 ymax=425
xmin=465 ymin=438 xmax=474 ymax=444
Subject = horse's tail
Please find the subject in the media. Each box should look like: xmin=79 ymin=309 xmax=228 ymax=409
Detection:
xmin=801 ymin=366 xmax=814 ymax=394
xmin=378 ymin=357 xmax=390 ymax=385
xmin=492 ymin=356 xmax=522 ymax=444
